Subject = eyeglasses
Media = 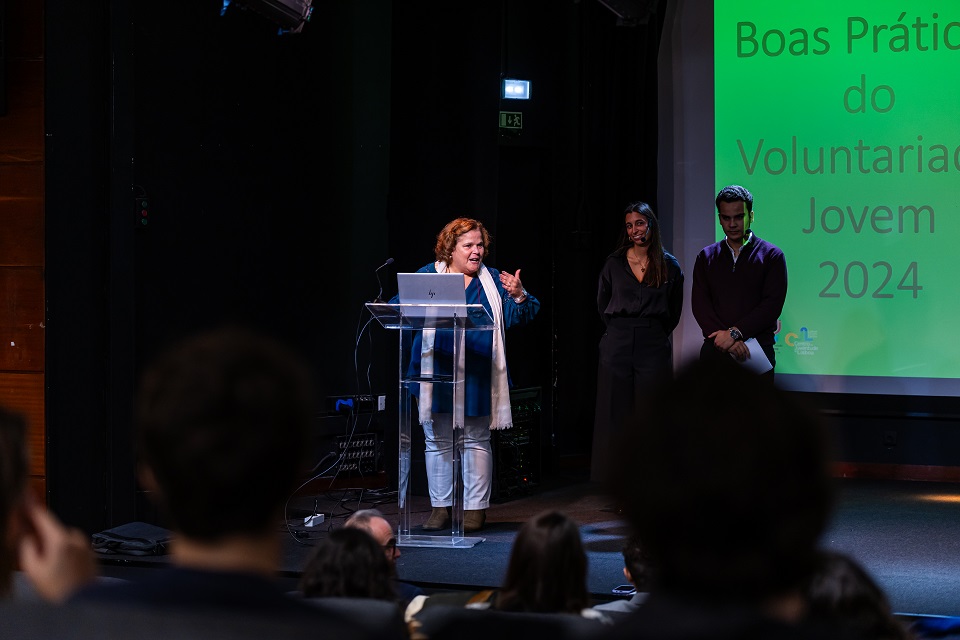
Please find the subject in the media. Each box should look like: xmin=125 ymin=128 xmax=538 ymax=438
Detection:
xmin=382 ymin=538 xmax=398 ymax=552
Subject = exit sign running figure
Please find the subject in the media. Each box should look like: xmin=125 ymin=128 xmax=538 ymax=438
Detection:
xmin=499 ymin=112 xmax=522 ymax=130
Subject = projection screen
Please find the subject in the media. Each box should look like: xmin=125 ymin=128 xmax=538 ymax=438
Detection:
xmin=663 ymin=0 xmax=960 ymax=396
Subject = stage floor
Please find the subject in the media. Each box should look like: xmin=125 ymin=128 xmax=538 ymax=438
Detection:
xmin=98 ymin=473 xmax=960 ymax=617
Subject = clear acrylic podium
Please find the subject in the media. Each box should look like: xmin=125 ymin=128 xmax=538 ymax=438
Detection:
xmin=366 ymin=301 xmax=495 ymax=549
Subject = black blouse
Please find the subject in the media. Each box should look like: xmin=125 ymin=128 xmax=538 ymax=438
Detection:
xmin=596 ymin=251 xmax=684 ymax=332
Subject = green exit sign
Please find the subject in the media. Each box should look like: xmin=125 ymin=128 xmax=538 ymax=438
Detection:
xmin=499 ymin=111 xmax=522 ymax=130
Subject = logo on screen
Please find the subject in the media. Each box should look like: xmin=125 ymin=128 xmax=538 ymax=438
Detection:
xmin=783 ymin=326 xmax=818 ymax=355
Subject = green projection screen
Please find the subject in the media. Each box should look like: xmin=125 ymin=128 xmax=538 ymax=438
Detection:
xmin=701 ymin=1 xmax=960 ymax=395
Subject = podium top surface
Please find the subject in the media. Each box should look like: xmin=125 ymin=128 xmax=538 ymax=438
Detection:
xmin=365 ymin=302 xmax=495 ymax=330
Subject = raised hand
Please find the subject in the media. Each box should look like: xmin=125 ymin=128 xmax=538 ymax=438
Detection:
xmin=17 ymin=495 xmax=98 ymax=602
xmin=499 ymin=268 xmax=524 ymax=299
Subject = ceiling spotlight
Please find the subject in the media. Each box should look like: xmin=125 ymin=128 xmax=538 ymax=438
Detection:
xmin=595 ymin=0 xmax=654 ymax=26
xmin=222 ymin=0 xmax=313 ymax=34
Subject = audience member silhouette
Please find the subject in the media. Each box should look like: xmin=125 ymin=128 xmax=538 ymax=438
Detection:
xmin=593 ymin=533 xmax=653 ymax=615
xmin=65 ymin=326 xmax=403 ymax=638
xmin=299 ymin=527 xmax=397 ymax=601
xmin=407 ymin=509 xmax=607 ymax=622
xmin=344 ymin=508 xmax=425 ymax=606
xmin=0 ymin=406 xmax=96 ymax=602
xmin=804 ymin=549 xmax=915 ymax=640
xmin=604 ymin=356 xmax=854 ymax=639
xmin=494 ymin=510 xmax=601 ymax=616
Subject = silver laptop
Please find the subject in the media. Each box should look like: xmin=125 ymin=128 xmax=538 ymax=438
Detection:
xmin=393 ymin=273 xmax=493 ymax=329
xmin=396 ymin=272 xmax=466 ymax=305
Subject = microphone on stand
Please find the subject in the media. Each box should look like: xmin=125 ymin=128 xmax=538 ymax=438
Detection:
xmin=372 ymin=257 xmax=394 ymax=303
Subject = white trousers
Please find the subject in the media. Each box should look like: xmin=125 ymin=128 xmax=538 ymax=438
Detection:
xmin=422 ymin=413 xmax=492 ymax=510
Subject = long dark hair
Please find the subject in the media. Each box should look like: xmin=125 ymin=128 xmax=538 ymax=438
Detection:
xmin=804 ymin=550 xmax=913 ymax=640
xmin=494 ymin=510 xmax=591 ymax=614
xmin=613 ymin=201 xmax=670 ymax=287
xmin=299 ymin=527 xmax=397 ymax=601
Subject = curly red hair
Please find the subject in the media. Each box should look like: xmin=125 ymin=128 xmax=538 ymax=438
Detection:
xmin=434 ymin=218 xmax=492 ymax=265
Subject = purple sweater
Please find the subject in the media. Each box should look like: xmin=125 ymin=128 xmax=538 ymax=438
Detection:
xmin=691 ymin=234 xmax=787 ymax=347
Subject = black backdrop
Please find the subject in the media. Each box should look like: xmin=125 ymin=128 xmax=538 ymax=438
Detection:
xmin=45 ymin=0 xmax=666 ymax=531
xmin=45 ymin=0 xmax=960 ymax=535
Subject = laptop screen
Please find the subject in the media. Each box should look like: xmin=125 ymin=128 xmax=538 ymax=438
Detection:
xmin=395 ymin=272 xmax=466 ymax=305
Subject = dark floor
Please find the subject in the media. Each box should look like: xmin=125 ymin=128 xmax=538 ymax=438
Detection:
xmin=96 ymin=474 xmax=960 ymax=617
xmin=279 ymin=470 xmax=628 ymax=598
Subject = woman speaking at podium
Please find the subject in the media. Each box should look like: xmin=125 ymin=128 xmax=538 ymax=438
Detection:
xmin=394 ymin=217 xmax=539 ymax=533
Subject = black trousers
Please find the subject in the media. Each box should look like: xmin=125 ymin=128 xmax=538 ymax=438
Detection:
xmin=591 ymin=317 xmax=672 ymax=483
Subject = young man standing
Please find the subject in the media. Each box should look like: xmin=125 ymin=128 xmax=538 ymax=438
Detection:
xmin=691 ymin=184 xmax=787 ymax=380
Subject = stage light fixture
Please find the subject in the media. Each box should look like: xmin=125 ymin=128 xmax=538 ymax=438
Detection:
xmin=595 ymin=0 xmax=655 ymax=26
xmin=502 ymin=78 xmax=531 ymax=100
xmin=221 ymin=0 xmax=313 ymax=34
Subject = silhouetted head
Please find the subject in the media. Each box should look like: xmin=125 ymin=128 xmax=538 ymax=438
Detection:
xmin=299 ymin=527 xmax=397 ymax=601
xmin=803 ymin=549 xmax=912 ymax=640
xmin=607 ymin=357 xmax=836 ymax=603
xmin=135 ymin=326 xmax=314 ymax=542
xmin=495 ymin=510 xmax=591 ymax=614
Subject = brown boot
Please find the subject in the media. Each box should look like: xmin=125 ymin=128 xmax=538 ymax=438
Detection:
xmin=463 ymin=509 xmax=486 ymax=533
xmin=422 ymin=507 xmax=451 ymax=531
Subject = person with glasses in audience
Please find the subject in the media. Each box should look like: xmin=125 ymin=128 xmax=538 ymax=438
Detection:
xmin=344 ymin=508 xmax=425 ymax=607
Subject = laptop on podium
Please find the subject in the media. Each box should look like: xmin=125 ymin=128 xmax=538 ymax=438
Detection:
xmin=396 ymin=272 xmax=466 ymax=305
xmin=394 ymin=272 xmax=474 ymax=325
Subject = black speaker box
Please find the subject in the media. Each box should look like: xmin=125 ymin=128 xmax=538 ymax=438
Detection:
xmin=492 ymin=387 xmax=542 ymax=501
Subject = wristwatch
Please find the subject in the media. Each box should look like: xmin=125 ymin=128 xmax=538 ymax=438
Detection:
xmin=512 ymin=288 xmax=528 ymax=304
xmin=729 ymin=328 xmax=743 ymax=342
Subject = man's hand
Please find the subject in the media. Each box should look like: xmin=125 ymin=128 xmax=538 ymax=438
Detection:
xmin=709 ymin=328 xmax=750 ymax=362
xmin=708 ymin=329 xmax=736 ymax=353
xmin=17 ymin=496 xmax=98 ymax=602
xmin=727 ymin=339 xmax=750 ymax=362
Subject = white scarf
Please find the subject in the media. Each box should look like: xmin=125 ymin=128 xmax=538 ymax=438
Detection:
xmin=417 ymin=261 xmax=513 ymax=430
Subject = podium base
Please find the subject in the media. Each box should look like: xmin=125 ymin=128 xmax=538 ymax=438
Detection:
xmin=398 ymin=534 xmax=485 ymax=549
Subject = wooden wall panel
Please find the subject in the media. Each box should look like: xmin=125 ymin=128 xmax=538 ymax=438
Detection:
xmin=0 ymin=165 xmax=44 ymax=266
xmin=0 ymin=60 xmax=44 ymax=163
xmin=0 ymin=373 xmax=45 ymax=479
xmin=0 ymin=162 xmax=43 ymax=199
xmin=4 ymin=0 xmax=44 ymax=58
xmin=27 ymin=477 xmax=46 ymax=502
xmin=0 ymin=268 xmax=45 ymax=371
xmin=1 ymin=0 xmax=47 ymax=496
